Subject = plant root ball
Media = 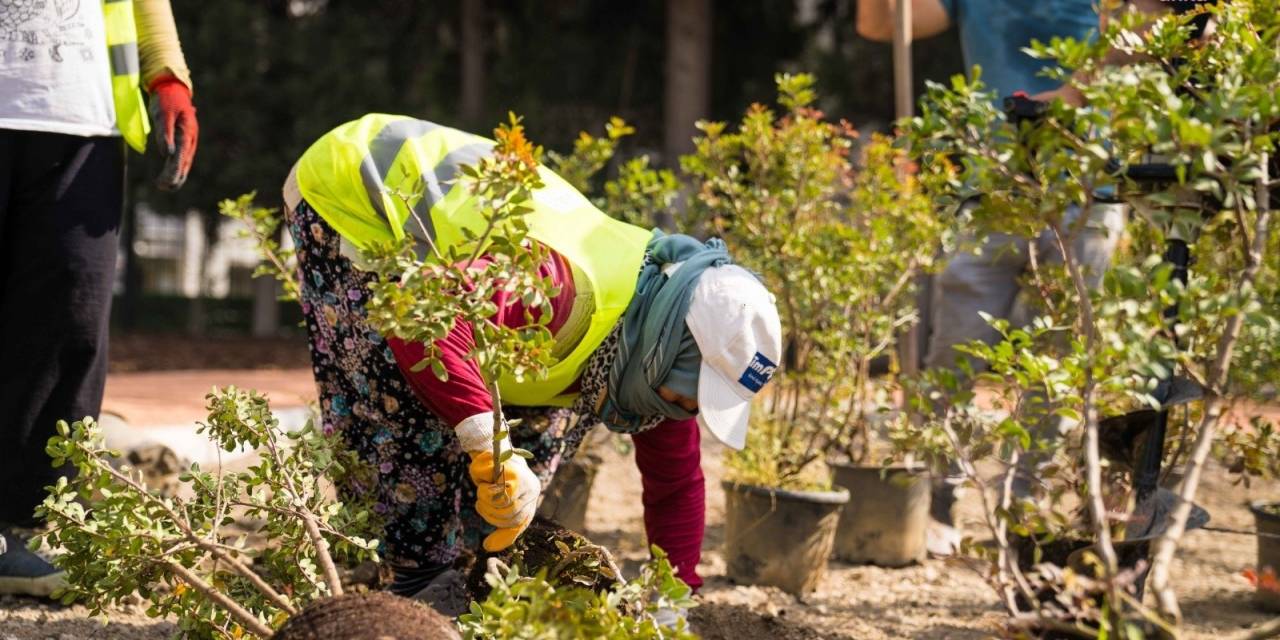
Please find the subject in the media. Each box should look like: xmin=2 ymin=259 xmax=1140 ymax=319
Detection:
xmin=271 ymin=591 xmax=460 ymax=640
xmin=465 ymin=517 xmax=622 ymax=601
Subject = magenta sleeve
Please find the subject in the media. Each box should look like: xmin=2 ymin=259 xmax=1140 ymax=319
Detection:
xmin=388 ymin=323 xmax=494 ymax=429
xmin=387 ymin=247 xmax=578 ymax=430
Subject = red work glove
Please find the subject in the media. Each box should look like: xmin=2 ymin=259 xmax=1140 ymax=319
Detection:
xmin=148 ymin=75 xmax=198 ymax=191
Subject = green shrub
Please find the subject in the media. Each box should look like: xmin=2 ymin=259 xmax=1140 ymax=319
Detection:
xmin=901 ymin=0 xmax=1280 ymax=632
xmin=459 ymin=547 xmax=696 ymax=640
xmin=682 ymin=73 xmax=941 ymax=487
xmin=36 ymin=388 xmax=380 ymax=639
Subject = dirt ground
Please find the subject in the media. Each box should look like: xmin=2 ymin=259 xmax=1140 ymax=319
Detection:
xmin=109 ymin=334 xmax=311 ymax=373
xmin=585 ymin=432 xmax=1280 ymax=640
xmin=1 ymin=432 xmax=1277 ymax=639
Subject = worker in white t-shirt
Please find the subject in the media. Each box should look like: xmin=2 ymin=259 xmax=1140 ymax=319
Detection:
xmin=0 ymin=0 xmax=198 ymax=597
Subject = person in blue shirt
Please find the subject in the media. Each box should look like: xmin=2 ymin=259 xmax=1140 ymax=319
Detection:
xmin=856 ymin=0 xmax=1174 ymax=555
xmin=858 ymin=0 xmax=1098 ymax=100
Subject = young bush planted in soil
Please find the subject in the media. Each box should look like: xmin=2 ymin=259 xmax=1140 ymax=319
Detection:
xmin=901 ymin=0 xmax=1279 ymax=634
xmin=681 ymin=73 xmax=942 ymax=489
xmin=359 ymin=113 xmax=558 ymax=486
xmin=459 ymin=545 xmax=696 ymax=640
xmin=35 ymin=387 xmax=381 ymax=639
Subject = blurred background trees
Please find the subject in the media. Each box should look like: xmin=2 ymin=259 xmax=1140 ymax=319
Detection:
xmin=114 ymin=0 xmax=962 ymax=336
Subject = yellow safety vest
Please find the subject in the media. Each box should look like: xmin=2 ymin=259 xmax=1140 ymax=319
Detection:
xmin=296 ymin=114 xmax=653 ymax=407
xmin=102 ymin=0 xmax=150 ymax=153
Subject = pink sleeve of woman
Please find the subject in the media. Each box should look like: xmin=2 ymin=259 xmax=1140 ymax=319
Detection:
xmin=388 ymin=249 xmax=578 ymax=429
xmin=388 ymin=324 xmax=493 ymax=428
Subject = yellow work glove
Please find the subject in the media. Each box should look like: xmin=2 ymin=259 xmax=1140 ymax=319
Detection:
xmin=468 ymin=449 xmax=540 ymax=553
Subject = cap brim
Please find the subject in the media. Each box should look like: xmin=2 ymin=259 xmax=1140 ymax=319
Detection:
xmin=696 ymin=361 xmax=752 ymax=450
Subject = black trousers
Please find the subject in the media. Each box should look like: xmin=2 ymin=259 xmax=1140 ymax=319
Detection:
xmin=0 ymin=130 xmax=123 ymax=526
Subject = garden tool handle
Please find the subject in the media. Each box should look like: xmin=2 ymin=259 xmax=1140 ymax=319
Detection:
xmin=1134 ymin=238 xmax=1193 ymax=504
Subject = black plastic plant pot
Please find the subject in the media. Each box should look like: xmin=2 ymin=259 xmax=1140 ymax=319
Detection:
xmin=722 ymin=480 xmax=849 ymax=595
xmin=1250 ymin=501 xmax=1280 ymax=613
xmin=1012 ymin=535 xmax=1153 ymax=598
xmin=1010 ymin=535 xmax=1158 ymax=640
xmin=830 ymin=463 xmax=930 ymax=567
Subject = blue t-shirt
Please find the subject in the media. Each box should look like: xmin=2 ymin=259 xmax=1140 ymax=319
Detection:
xmin=939 ymin=0 xmax=1098 ymax=97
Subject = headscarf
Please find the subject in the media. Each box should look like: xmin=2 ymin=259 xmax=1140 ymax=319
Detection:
xmin=598 ymin=231 xmax=731 ymax=433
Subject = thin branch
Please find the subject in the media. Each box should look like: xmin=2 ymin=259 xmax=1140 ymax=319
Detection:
xmin=210 ymin=448 xmax=227 ymax=582
xmin=996 ymin=449 xmax=1024 ymax=614
xmin=259 ymin=431 xmax=344 ymax=597
xmin=1226 ymin=616 xmax=1280 ymax=640
xmin=224 ymin=500 xmax=372 ymax=551
xmin=878 ymin=263 xmax=920 ymax=316
xmin=938 ymin=410 xmax=1038 ymax=606
xmin=394 ymin=190 xmax=447 ymax=264
xmin=301 ymin=514 xmax=344 ymax=597
xmin=88 ymin=447 xmax=299 ymax=615
xmin=489 ymin=380 xmax=507 ymax=485
xmin=1048 ymin=220 xmax=1122 ymax=609
xmin=244 ymin=215 xmax=299 ymax=301
xmin=165 ymin=559 xmax=274 ymax=639
xmin=1149 ymin=190 xmax=1273 ymax=620
xmin=1026 ymin=241 xmax=1060 ymax=314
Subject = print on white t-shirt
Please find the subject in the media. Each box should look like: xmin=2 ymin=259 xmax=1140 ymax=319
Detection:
xmin=0 ymin=0 xmax=119 ymax=137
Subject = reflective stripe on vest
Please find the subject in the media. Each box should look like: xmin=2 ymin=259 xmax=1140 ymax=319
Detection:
xmin=296 ymin=114 xmax=654 ymax=407
xmin=102 ymin=0 xmax=149 ymax=153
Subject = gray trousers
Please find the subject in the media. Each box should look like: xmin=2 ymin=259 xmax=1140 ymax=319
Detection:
xmin=925 ymin=201 xmax=1127 ymax=520
xmin=924 ymin=201 xmax=1128 ymax=373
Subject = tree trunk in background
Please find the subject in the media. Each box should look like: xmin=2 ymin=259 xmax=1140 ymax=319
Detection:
xmin=250 ymin=277 xmax=280 ymax=337
xmin=663 ymin=0 xmax=711 ymax=230
xmin=664 ymin=0 xmax=711 ymax=160
xmin=460 ymin=0 xmax=486 ymax=127
xmin=250 ymin=224 xmax=284 ymax=337
xmin=183 ymin=210 xmax=209 ymax=336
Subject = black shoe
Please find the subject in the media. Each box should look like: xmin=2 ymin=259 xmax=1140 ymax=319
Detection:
xmin=0 ymin=529 xmax=66 ymax=597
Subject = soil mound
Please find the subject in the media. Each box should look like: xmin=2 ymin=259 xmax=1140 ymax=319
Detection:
xmin=689 ymin=603 xmax=841 ymax=640
xmin=465 ymin=517 xmax=621 ymax=600
xmin=271 ymin=591 xmax=460 ymax=640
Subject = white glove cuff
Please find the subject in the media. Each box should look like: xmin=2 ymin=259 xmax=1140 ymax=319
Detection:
xmin=455 ymin=412 xmax=508 ymax=454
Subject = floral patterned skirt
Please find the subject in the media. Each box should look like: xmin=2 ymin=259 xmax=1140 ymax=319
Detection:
xmin=285 ymin=199 xmax=596 ymax=578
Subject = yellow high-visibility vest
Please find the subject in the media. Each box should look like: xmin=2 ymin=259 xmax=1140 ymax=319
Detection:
xmin=102 ymin=0 xmax=150 ymax=152
xmin=296 ymin=113 xmax=653 ymax=407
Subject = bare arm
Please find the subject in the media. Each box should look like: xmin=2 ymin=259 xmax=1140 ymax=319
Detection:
xmin=1031 ymin=0 xmax=1174 ymax=105
xmin=856 ymin=0 xmax=952 ymax=43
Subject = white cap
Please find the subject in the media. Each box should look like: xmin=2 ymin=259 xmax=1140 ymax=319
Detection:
xmin=685 ymin=265 xmax=783 ymax=450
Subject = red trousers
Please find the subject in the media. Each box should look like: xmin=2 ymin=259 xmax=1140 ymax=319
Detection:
xmin=632 ymin=417 xmax=705 ymax=590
